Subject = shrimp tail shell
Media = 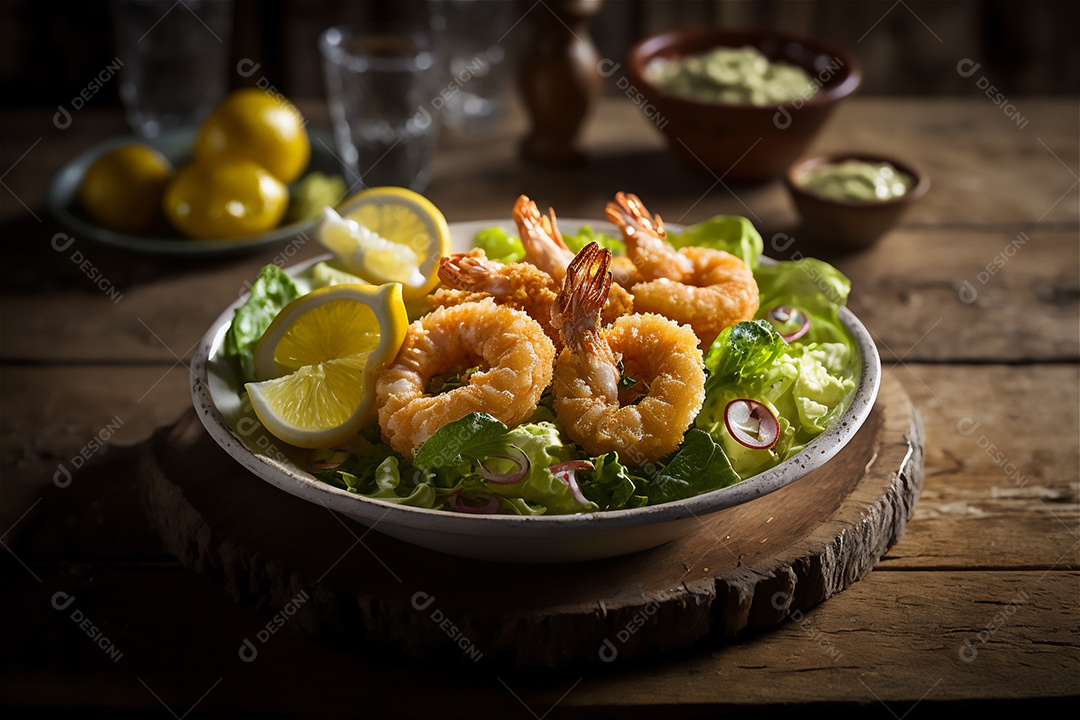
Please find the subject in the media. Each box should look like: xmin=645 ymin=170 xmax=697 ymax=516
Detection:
xmin=605 ymin=191 xmax=666 ymax=241
xmin=557 ymin=241 xmax=612 ymax=322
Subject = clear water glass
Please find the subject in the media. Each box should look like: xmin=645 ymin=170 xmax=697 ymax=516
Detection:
xmin=111 ymin=0 xmax=233 ymax=137
xmin=427 ymin=0 xmax=519 ymax=133
xmin=319 ymin=25 xmax=445 ymax=193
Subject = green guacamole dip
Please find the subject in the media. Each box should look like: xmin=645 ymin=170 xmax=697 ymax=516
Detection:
xmin=644 ymin=45 xmax=816 ymax=105
xmin=798 ymin=160 xmax=913 ymax=202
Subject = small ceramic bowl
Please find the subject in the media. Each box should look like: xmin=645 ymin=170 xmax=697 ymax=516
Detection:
xmin=626 ymin=26 xmax=862 ymax=181
xmin=785 ymin=153 xmax=930 ymax=250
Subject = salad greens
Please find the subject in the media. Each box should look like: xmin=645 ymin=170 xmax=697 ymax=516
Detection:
xmin=669 ymin=214 xmax=763 ymax=270
xmin=223 ymin=264 xmax=300 ymax=383
xmin=227 ymin=212 xmax=860 ymax=516
xmin=316 ymin=412 xmax=746 ymax=515
xmin=473 ymin=227 xmax=524 ymax=263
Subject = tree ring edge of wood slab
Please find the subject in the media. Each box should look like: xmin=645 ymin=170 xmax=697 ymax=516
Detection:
xmin=140 ymin=373 xmax=923 ymax=669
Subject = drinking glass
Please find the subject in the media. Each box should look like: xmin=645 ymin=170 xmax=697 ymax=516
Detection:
xmin=427 ymin=0 xmax=518 ymax=133
xmin=319 ymin=25 xmax=445 ymax=192
xmin=111 ymin=0 xmax=233 ymax=137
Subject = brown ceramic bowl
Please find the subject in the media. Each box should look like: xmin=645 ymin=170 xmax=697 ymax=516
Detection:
xmin=785 ymin=153 xmax=930 ymax=249
xmin=626 ymin=26 xmax=862 ymax=181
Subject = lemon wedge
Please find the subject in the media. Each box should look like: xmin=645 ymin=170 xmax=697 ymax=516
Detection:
xmin=309 ymin=261 xmax=367 ymax=289
xmin=246 ymin=283 xmax=407 ymax=449
xmin=317 ymin=186 xmax=450 ymax=301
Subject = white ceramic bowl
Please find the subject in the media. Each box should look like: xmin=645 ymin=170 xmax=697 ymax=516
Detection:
xmin=190 ymin=219 xmax=881 ymax=563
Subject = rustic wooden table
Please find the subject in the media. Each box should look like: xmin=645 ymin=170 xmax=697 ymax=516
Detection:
xmin=1 ymin=96 xmax=1077 ymax=717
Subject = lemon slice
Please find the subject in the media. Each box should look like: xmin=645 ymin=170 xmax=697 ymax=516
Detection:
xmin=246 ymin=283 xmax=407 ymax=449
xmin=317 ymin=186 xmax=450 ymax=301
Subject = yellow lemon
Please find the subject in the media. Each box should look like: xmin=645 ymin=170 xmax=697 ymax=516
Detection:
xmin=246 ymin=283 xmax=407 ymax=448
xmin=163 ymin=159 xmax=288 ymax=240
xmin=78 ymin=144 xmax=172 ymax=234
xmin=195 ymin=87 xmax=310 ymax=184
xmin=317 ymin=186 xmax=450 ymax=301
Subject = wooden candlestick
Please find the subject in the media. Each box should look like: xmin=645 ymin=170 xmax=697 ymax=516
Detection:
xmin=518 ymin=0 xmax=604 ymax=166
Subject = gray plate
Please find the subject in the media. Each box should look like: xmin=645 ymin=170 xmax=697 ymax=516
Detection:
xmin=190 ymin=219 xmax=881 ymax=563
xmin=48 ymin=128 xmax=341 ymax=256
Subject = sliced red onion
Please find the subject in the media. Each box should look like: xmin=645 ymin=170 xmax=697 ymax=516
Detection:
xmin=724 ymin=399 xmax=780 ymax=450
xmin=448 ymin=491 xmax=502 ymax=514
xmin=476 ymin=445 xmax=530 ymax=484
xmin=765 ymin=305 xmax=810 ymax=342
xmin=309 ymin=445 xmax=353 ymax=471
xmin=549 ymin=460 xmax=595 ymax=474
xmin=550 ymin=460 xmax=594 ymax=506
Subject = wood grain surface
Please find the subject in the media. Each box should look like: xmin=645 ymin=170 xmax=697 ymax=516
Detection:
xmin=2 ymin=97 xmax=1077 ymax=715
xmin=137 ymin=374 xmax=921 ymax=668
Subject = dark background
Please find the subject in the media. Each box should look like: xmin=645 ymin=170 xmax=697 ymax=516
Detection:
xmin=2 ymin=0 xmax=1078 ymax=110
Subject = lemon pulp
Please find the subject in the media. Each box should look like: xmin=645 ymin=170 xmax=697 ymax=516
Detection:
xmin=246 ymin=283 xmax=407 ymax=449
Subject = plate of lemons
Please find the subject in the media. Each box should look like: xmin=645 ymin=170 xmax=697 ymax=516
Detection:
xmin=48 ymin=88 xmax=346 ymax=255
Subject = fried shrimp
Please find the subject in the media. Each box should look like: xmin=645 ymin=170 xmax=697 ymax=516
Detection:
xmin=550 ymin=242 xmax=705 ymax=465
xmin=605 ymin=191 xmax=759 ymax=347
xmin=513 ymin=194 xmax=635 ymax=321
xmin=376 ymin=298 xmax=555 ymax=456
xmin=430 ymin=249 xmax=562 ymax=347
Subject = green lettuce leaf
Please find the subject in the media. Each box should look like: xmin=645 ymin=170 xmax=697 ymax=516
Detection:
xmin=644 ymin=430 xmax=740 ymax=505
xmin=486 ymin=423 xmax=588 ymax=514
xmin=698 ymin=316 xmax=856 ymax=478
xmin=474 ymin=227 xmax=525 ymax=263
xmin=753 ymin=258 xmax=851 ymax=345
xmin=223 ymin=265 xmax=300 ymax=383
xmin=315 ymin=449 xmax=437 ymax=508
xmin=412 ymin=413 xmax=590 ymax=514
xmin=578 ymin=452 xmax=649 ymax=511
xmin=562 ymin=226 xmax=625 ymax=255
xmin=704 ymin=319 xmax=788 ymax=391
xmin=669 ymin=215 xmax=763 ymax=270
xmin=364 ymin=457 xmax=438 ymax=507
xmin=412 ymin=412 xmax=510 ymax=472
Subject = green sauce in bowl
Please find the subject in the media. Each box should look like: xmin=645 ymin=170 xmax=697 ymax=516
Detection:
xmin=798 ymin=159 xmax=913 ymax=202
xmin=644 ymin=45 xmax=815 ymax=106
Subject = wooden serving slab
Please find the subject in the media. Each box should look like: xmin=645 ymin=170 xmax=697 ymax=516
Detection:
xmin=140 ymin=374 xmax=922 ymax=669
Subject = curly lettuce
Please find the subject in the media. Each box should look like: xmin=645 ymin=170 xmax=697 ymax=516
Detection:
xmin=223 ymin=264 xmax=300 ymax=383
xmin=669 ymin=214 xmax=763 ymax=270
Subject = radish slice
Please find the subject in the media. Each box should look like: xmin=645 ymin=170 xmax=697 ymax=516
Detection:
xmin=550 ymin=460 xmax=594 ymax=506
xmin=476 ymin=445 xmax=530 ymax=484
xmin=448 ymin=491 xmax=502 ymax=514
xmin=765 ymin=305 xmax=810 ymax=342
xmin=724 ymin=399 xmax=780 ymax=450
